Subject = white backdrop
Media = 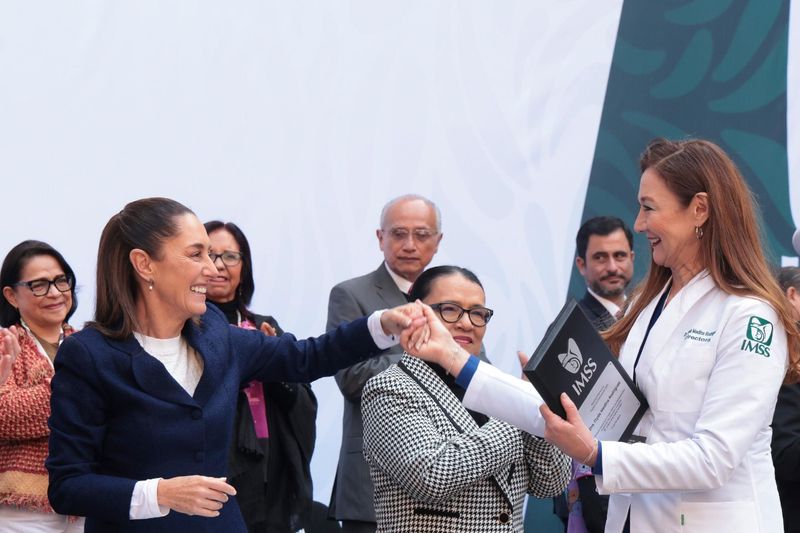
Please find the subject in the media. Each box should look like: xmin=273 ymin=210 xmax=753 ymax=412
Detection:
xmin=1 ymin=1 xmax=798 ymax=503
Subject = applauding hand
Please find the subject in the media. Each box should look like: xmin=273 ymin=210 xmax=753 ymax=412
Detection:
xmin=0 ymin=326 xmax=20 ymax=386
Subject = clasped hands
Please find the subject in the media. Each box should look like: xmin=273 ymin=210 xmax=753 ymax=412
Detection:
xmin=380 ymin=301 xmax=471 ymax=376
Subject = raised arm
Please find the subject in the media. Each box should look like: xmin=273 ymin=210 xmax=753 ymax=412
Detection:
xmin=328 ymin=284 xmax=402 ymax=401
xmin=235 ymin=302 xmax=426 ymax=385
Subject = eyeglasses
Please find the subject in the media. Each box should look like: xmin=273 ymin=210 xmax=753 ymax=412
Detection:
xmin=430 ymin=302 xmax=494 ymax=327
xmin=209 ymin=251 xmax=243 ymax=267
xmin=384 ymin=227 xmax=438 ymax=243
xmin=13 ymin=275 xmax=74 ymax=297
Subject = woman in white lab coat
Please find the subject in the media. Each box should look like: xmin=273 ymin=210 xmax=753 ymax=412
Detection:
xmin=409 ymin=138 xmax=800 ymax=533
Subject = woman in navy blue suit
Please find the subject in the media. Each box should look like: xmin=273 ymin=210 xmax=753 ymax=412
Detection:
xmin=46 ymin=197 xmax=426 ymax=533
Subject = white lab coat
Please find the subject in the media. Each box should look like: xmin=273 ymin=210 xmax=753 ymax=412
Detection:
xmin=462 ymin=271 xmax=787 ymax=533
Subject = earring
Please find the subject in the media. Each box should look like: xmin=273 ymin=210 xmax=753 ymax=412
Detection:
xmin=148 ymin=280 xmax=154 ymax=291
xmin=695 ymin=226 xmax=704 ymax=240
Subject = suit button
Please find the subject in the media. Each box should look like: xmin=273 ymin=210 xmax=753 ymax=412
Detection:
xmin=195 ymin=451 xmax=204 ymax=462
xmin=498 ymin=512 xmax=510 ymax=524
xmin=192 ymin=409 xmax=202 ymax=420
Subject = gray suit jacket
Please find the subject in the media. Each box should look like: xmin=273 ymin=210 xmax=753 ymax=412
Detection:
xmin=362 ymin=355 xmax=570 ymax=532
xmin=327 ymin=263 xmax=408 ymax=522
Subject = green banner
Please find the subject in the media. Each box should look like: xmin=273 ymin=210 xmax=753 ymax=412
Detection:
xmin=569 ymin=0 xmax=792 ymax=298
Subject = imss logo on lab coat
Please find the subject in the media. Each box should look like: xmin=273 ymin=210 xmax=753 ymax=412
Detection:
xmin=741 ymin=316 xmax=773 ymax=357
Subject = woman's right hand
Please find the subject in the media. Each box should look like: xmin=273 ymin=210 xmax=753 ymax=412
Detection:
xmin=157 ymin=475 xmax=237 ymax=517
xmin=0 ymin=326 xmax=20 ymax=386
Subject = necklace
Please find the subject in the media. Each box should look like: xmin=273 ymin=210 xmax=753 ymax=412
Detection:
xmin=28 ymin=328 xmax=62 ymax=361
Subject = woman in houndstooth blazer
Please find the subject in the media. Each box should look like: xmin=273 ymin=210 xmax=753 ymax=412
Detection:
xmin=361 ymin=266 xmax=570 ymax=532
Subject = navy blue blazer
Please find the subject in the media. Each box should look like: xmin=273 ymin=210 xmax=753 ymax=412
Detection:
xmin=46 ymin=305 xmax=379 ymax=532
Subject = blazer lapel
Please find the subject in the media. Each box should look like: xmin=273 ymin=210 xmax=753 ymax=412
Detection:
xmin=122 ymin=336 xmax=198 ymax=408
xmin=631 ymin=271 xmax=716 ymax=386
xmin=400 ymin=356 xmax=516 ymax=508
xmin=373 ymin=263 xmax=409 ymax=308
xmin=185 ymin=318 xmax=226 ymax=407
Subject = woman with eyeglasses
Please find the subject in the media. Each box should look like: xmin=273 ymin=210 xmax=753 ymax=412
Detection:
xmin=360 ymin=265 xmax=569 ymax=532
xmin=0 ymin=240 xmax=84 ymax=532
xmin=204 ymin=220 xmax=317 ymax=533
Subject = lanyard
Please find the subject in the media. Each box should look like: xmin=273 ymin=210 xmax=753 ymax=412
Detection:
xmin=632 ymin=284 xmax=670 ymax=385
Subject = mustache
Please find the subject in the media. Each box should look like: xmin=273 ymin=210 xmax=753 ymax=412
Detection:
xmin=600 ymin=273 xmax=628 ymax=282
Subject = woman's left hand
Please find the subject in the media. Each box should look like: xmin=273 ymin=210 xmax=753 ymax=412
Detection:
xmin=380 ymin=302 xmax=428 ymax=340
xmin=540 ymin=393 xmax=598 ymax=466
xmin=259 ymin=322 xmax=277 ymax=336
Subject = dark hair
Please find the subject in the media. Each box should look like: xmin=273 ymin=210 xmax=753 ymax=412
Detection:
xmin=1 ymin=240 xmax=78 ymax=327
xmin=88 ymin=197 xmax=194 ymax=339
xmin=779 ymin=267 xmax=800 ymax=293
xmin=603 ymin=138 xmax=800 ymax=384
xmin=203 ymin=220 xmax=254 ymax=320
xmin=575 ymin=216 xmax=633 ymax=260
xmin=409 ymin=265 xmax=483 ymax=301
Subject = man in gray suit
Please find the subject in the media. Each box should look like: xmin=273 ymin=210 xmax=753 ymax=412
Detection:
xmin=327 ymin=194 xmax=443 ymax=533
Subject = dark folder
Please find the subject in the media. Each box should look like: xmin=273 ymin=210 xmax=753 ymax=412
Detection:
xmin=523 ymin=299 xmax=648 ymax=442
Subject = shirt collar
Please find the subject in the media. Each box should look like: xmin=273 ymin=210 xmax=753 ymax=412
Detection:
xmin=586 ymin=286 xmax=624 ymax=318
xmin=384 ymin=261 xmax=413 ymax=294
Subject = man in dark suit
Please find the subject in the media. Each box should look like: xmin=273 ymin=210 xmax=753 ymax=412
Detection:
xmin=327 ymin=194 xmax=443 ymax=533
xmin=772 ymin=265 xmax=800 ymax=532
xmin=575 ymin=216 xmax=634 ymax=331
xmin=556 ymin=215 xmax=633 ymax=532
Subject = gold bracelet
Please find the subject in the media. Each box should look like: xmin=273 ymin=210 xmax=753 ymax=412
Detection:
xmin=582 ymin=439 xmax=597 ymax=466
xmin=445 ymin=346 xmax=458 ymax=376
xmin=575 ymin=432 xmax=598 ymax=466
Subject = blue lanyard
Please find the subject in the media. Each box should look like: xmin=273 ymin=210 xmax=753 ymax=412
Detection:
xmin=632 ymin=284 xmax=670 ymax=385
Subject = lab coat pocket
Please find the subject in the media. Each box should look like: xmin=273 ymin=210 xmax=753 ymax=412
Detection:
xmin=658 ymin=347 xmax=716 ymax=413
xmin=679 ymin=501 xmax=757 ymax=532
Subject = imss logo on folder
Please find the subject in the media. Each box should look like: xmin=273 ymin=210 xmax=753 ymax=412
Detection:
xmin=557 ymin=338 xmax=598 ymax=395
xmin=524 ymin=299 xmax=647 ymax=442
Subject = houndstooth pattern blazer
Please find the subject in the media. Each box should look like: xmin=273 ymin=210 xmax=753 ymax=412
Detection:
xmin=362 ymin=355 xmax=570 ymax=532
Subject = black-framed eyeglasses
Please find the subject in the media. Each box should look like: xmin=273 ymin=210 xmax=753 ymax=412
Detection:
xmin=209 ymin=251 xmax=243 ymax=267
xmin=430 ymin=302 xmax=494 ymax=327
xmin=13 ymin=275 xmax=74 ymax=297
